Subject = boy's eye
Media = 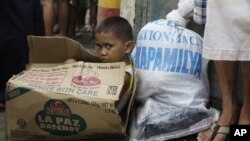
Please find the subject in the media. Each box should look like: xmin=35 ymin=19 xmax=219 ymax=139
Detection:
xmin=96 ymin=44 xmax=101 ymax=49
xmin=104 ymin=44 xmax=112 ymax=49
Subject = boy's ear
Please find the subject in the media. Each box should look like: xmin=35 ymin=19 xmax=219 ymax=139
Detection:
xmin=125 ymin=41 xmax=133 ymax=54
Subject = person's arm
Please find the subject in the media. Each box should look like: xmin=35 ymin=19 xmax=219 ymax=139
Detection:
xmin=116 ymin=71 xmax=132 ymax=112
xmin=33 ymin=0 xmax=45 ymax=35
xmin=121 ymin=72 xmax=131 ymax=97
xmin=64 ymin=58 xmax=77 ymax=64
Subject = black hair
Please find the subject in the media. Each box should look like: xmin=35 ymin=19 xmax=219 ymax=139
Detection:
xmin=95 ymin=16 xmax=133 ymax=42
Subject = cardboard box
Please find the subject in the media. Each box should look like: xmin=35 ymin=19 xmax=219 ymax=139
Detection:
xmin=6 ymin=36 xmax=136 ymax=140
xmin=27 ymin=35 xmax=99 ymax=68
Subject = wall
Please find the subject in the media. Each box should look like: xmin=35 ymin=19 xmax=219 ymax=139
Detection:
xmin=120 ymin=0 xmax=136 ymax=27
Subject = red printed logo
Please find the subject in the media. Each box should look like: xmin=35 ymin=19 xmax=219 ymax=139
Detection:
xmin=72 ymin=70 xmax=101 ymax=86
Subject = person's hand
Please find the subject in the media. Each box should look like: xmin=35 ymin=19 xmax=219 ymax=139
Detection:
xmin=64 ymin=58 xmax=77 ymax=64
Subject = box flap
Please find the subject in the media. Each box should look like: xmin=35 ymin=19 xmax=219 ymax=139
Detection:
xmin=8 ymin=61 xmax=125 ymax=101
xmin=27 ymin=35 xmax=99 ymax=64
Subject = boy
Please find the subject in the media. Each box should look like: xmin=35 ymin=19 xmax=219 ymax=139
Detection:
xmin=95 ymin=16 xmax=134 ymax=111
xmin=65 ymin=16 xmax=134 ymax=112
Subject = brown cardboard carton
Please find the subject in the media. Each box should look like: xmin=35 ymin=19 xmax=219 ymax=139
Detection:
xmin=27 ymin=35 xmax=99 ymax=68
xmin=6 ymin=36 xmax=136 ymax=140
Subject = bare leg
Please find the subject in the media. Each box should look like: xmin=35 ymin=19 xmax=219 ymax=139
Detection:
xmin=198 ymin=61 xmax=239 ymax=141
xmin=42 ymin=0 xmax=55 ymax=36
xmin=239 ymin=61 xmax=250 ymax=124
xmin=58 ymin=0 xmax=69 ymax=36
xmin=90 ymin=0 xmax=98 ymax=38
xmin=68 ymin=3 xmax=76 ymax=38
xmin=74 ymin=0 xmax=81 ymax=33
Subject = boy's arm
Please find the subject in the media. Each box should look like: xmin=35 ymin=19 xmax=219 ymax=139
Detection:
xmin=64 ymin=58 xmax=77 ymax=64
xmin=120 ymin=73 xmax=131 ymax=98
xmin=116 ymin=72 xmax=131 ymax=112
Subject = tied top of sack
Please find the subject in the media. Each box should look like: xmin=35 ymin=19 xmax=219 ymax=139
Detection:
xmin=166 ymin=0 xmax=194 ymax=27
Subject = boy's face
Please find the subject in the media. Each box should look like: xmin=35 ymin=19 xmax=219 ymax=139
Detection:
xmin=95 ymin=32 xmax=132 ymax=63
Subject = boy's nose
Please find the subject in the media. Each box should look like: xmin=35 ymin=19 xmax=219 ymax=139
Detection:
xmin=100 ymin=48 xmax=107 ymax=55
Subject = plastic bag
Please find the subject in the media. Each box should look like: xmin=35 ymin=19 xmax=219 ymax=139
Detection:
xmin=129 ymin=8 xmax=211 ymax=140
xmin=130 ymin=98 xmax=212 ymax=141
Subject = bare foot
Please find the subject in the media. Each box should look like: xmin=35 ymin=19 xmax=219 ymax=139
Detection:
xmin=238 ymin=116 xmax=250 ymax=125
xmin=197 ymin=129 xmax=214 ymax=141
xmin=238 ymin=108 xmax=250 ymax=125
xmin=197 ymin=123 xmax=229 ymax=141
xmin=197 ymin=111 xmax=238 ymax=141
xmin=213 ymin=133 xmax=228 ymax=141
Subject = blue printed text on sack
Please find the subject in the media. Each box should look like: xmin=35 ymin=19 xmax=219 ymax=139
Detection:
xmin=137 ymin=29 xmax=200 ymax=46
xmin=135 ymin=46 xmax=202 ymax=77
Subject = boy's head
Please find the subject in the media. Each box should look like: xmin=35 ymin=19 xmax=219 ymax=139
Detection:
xmin=95 ymin=16 xmax=133 ymax=63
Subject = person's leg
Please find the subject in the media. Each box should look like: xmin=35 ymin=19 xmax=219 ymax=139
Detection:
xmin=68 ymin=1 xmax=77 ymax=38
xmin=82 ymin=8 xmax=91 ymax=32
xmin=75 ymin=6 xmax=87 ymax=36
xmin=74 ymin=0 xmax=81 ymax=33
xmin=239 ymin=61 xmax=250 ymax=124
xmin=79 ymin=5 xmax=87 ymax=30
xmin=42 ymin=0 xmax=55 ymax=36
xmin=52 ymin=0 xmax=59 ymax=34
xmin=89 ymin=0 xmax=97 ymax=38
xmin=90 ymin=0 xmax=97 ymax=28
xmin=58 ymin=0 xmax=70 ymax=36
xmin=198 ymin=61 xmax=239 ymax=141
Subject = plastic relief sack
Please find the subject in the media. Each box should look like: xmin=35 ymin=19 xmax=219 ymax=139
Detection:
xmin=129 ymin=10 xmax=212 ymax=141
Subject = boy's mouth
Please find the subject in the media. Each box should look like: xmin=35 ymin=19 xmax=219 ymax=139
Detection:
xmin=100 ymin=57 xmax=108 ymax=62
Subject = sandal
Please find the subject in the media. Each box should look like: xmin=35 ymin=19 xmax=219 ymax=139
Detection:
xmin=210 ymin=122 xmax=230 ymax=140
